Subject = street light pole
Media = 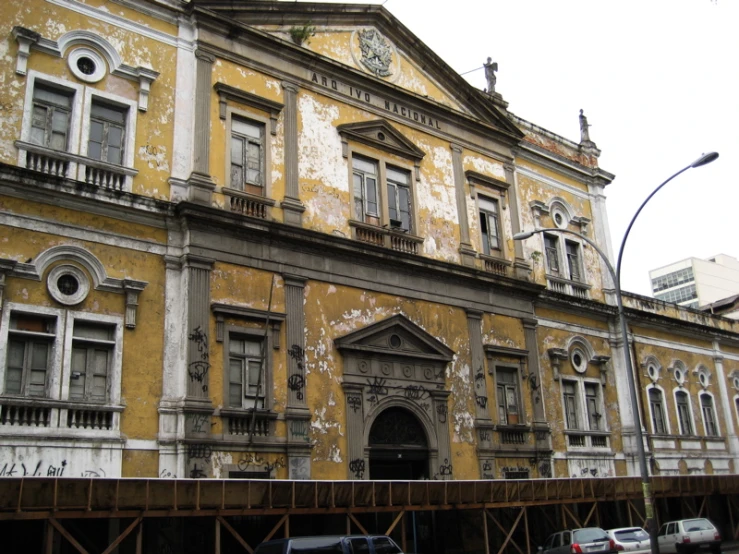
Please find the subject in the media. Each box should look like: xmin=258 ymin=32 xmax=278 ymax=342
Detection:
xmin=514 ymin=152 xmax=718 ymax=554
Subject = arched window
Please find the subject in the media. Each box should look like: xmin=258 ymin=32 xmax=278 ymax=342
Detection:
xmin=700 ymin=393 xmax=719 ymax=437
xmin=649 ymin=388 xmax=667 ymax=435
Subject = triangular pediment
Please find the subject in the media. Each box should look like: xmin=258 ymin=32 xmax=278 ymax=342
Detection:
xmin=334 ymin=314 xmax=454 ymax=362
xmin=193 ymin=2 xmax=523 ymax=141
xmin=337 ymin=120 xmax=425 ymax=162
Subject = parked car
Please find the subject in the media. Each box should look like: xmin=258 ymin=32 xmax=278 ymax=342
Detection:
xmin=255 ymin=535 xmax=405 ymax=554
xmin=606 ymin=527 xmax=651 ymax=554
xmin=657 ymin=518 xmax=721 ymax=554
xmin=540 ymin=527 xmax=618 ymax=554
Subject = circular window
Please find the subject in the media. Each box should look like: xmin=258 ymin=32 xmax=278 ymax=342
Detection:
xmin=571 ymin=349 xmax=587 ymax=373
xmin=76 ymin=57 xmax=96 ymax=75
xmin=377 ymin=132 xmax=386 ymax=141
xmin=699 ymin=372 xmax=709 ymax=388
xmin=551 ymin=205 xmax=569 ymax=229
xmin=733 ymin=377 xmax=739 ymax=390
xmin=647 ymin=364 xmax=659 ymax=382
xmin=674 ymin=368 xmax=685 ymax=384
xmin=68 ymin=47 xmax=107 ymax=83
xmin=389 ymin=334 xmax=402 ymax=348
xmin=47 ymin=264 xmax=90 ymax=305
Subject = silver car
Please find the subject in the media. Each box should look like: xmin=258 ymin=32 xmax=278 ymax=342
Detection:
xmin=606 ymin=528 xmax=651 ymax=554
xmin=657 ymin=518 xmax=721 ymax=554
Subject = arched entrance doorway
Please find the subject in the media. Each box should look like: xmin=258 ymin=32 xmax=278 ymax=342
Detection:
xmin=368 ymin=407 xmax=429 ymax=480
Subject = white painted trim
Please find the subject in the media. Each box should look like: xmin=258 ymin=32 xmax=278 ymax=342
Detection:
xmin=697 ymin=390 xmax=721 ymax=438
xmin=20 ymin=71 xmax=85 ymax=172
xmin=78 ymin=87 xmax=138 ymax=191
xmin=125 ymin=439 xmax=159 ymax=450
xmin=0 ymin=212 xmax=168 ymax=255
xmin=61 ymin=310 xmax=124 ymax=406
xmin=0 ymin=303 xmax=65 ymax=399
xmin=645 ymin=383 xmax=672 ymax=435
xmin=45 ymin=0 xmax=183 ymax=49
xmin=673 ymin=387 xmax=697 ymax=436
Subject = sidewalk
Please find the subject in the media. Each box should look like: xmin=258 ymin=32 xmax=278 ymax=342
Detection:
xmin=723 ymin=540 xmax=739 ymax=553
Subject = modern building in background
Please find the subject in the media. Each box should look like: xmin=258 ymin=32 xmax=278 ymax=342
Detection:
xmin=1 ymin=0 xmax=739 ymax=493
xmin=650 ymin=254 xmax=739 ymax=314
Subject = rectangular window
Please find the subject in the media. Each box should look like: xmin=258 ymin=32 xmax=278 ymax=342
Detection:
xmin=700 ymin=394 xmax=718 ymax=436
xmin=230 ymin=118 xmax=265 ymax=195
xmin=352 ymin=156 xmax=380 ymax=224
xmin=5 ymin=313 xmax=55 ymax=398
xmin=496 ymin=367 xmax=520 ymax=425
xmin=479 ymin=196 xmax=501 ymax=254
xmin=584 ymin=382 xmax=601 ymax=431
xmin=562 ymin=380 xmax=579 ymax=429
xmin=386 ymin=166 xmax=412 ymax=232
xmin=228 ymin=334 xmax=265 ymax=409
xmin=544 ymin=234 xmax=560 ymax=275
xmin=87 ymin=100 xmax=126 ymax=165
xmin=676 ymin=391 xmax=693 ymax=435
xmin=565 ymin=240 xmax=582 ymax=282
xmin=30 ymin=84 xmax=73 ymax=151
xmin=69 ymin=322 xmax=114 ymax=402
xmin=649 ymin=388 xmax=667 ymax=434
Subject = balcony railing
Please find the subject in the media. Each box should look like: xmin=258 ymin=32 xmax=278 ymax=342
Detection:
xmin=547 ymin=275 xmax=591 ymax=299
xmin=481 ymin=254 xmax=511 ymax=277
xmin=16 ymin=141 xmax=137 ymax=192
xmin=565 ymin=431 xmax=610 ymax=449
xmin=223 ymin=188 xmax=276 ymax=220
xmin=0 ymin=397 xmax=121 ymax=434
xmin=222 ymin=410 xmax=277 ymax=438
xmin=350 ymin=220 xmax=424 ymax=254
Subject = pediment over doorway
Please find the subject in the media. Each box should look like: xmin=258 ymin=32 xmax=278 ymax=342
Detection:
xmin=334 ymin=314 xmax=454 ymax=362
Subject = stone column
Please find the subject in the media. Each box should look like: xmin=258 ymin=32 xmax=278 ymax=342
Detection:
xmin=343 ymin=382 xmax=366 ymax=479
xmin=186 ymin=50 xmax=216 ymax=205
xmin=281 ymin=82 xmax=305 ymax=225
xmin=451 ymin=143 xmax=476 ymax=266
xmin=505 ymin=163 xmax=531 ymax=279
xmin=283 ymin=274 xmax=311 ymax=478
xmin=713 ymin=341 xmax=739 ymax=459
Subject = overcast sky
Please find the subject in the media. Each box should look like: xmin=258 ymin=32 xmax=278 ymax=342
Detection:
xmin=286 ymin=0 xmax=737 ymax=296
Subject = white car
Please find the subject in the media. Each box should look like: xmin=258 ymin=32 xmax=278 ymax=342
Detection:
xmin=606 ymin=527 xmax=651 ymax=554
xmin=656 ymin=518 xmax=721 ymax=554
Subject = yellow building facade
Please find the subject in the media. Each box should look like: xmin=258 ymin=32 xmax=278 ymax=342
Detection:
xmin=0 ymin=0 xmax=737 ymax=484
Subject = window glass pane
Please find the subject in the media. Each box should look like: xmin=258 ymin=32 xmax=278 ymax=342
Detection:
xmin=74 ymin=322 xmax=113 ymax=341
xmin=31 ymin=341 xmax=49 ymax=370
xmin=107 ymin=146 xmax=122 ymax=165
xmin=366 ymin=177 xmax=378 ymax=215
xmin=108 ymin=125 xmax=123 ymax=149
xmin=35 ymin=85 xmax=72 ymax=107
xmin=349 ymin=538 xmax=370 ymax=554
xmin=352 ymin=156 xmax=376 ymax=175
xmin=70 ymin=347 xmax=87 ymax=399
xmin=232 ymin=118 xmax=261 ymax=139
xmin=387 ymin=184 xmax=397 ymax=221
xmin=248 ymin=360 xmax=262 ymax=388
xmin=6 ymin=341 xmax=25 ymax=394
xmin=372 ymin=537 xmax=402 ymax=554
xmin=244 ymin=339 xmax=262 ymax=356
xmin=51 ymin=109 xmax=69 ymax=133
xmin=353 ymin=173 xmax=364 ymax=217
xmin=246 ymin=141 xmax=262 ymax=184
xmin=478 ymin=197 xmax=498 ymax=213
xmin=386 ymin=166 xmax=409 ymax=184
xmin=398 ymin=185 xmax=411 ymax=230
xmin=91 ymin=102 xmax=126 ymax=124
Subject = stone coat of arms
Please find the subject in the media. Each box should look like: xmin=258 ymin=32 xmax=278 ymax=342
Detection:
xmin=358 ymin=29 xmax=393 ymax=78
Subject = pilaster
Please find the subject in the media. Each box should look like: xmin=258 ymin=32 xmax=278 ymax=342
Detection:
xmin=451 ymin=143 xmax=476 ymax=266
xmin=186 ymin=50 xmax=216 ymax=205
xmin=505 ymin=163 xmax=531 ymax=279
xmin=522 ymin=317 xmax=546 ymax=424
xmin=281 ymin=82 xmax=305 ymax=225
xmin=467 ymin=309 xmax=494 ymax=455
